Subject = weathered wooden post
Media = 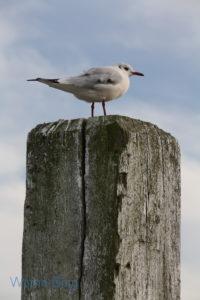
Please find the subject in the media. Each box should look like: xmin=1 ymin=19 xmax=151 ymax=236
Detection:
xmin=22 ymin=116 xmax=180 ymax=300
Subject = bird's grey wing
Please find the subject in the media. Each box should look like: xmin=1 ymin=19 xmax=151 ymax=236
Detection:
xmin=29 ymin=67 xmax=122 ymax=94
xmin=60 ymin=67 xmax=122 ymax=89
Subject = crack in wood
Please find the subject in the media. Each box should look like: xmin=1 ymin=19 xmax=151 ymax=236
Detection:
xmin=79 ymin=120 xmax=87 ymax=299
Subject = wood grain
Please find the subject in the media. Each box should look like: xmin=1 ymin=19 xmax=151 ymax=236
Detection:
xmin=22 ymin=116 xmax=180 ymax=300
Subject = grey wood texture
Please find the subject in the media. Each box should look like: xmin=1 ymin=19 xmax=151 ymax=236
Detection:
xmin=22 ymin=116 xmax=180 ymax=300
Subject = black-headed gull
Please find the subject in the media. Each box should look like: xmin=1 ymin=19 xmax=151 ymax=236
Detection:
xmin=28 ymin=63 xmax=144 ymax=117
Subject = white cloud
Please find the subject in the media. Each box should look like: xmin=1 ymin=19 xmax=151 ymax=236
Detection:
xmin=0 ymin=183 xmax=24 ymax=300
xmin=0 ymin=1 xmax=47 ymax=47
xmin=182 ymin=264 xmax=200 ymax=300
xmin=106 ymin=0 xmax=200 ymax=58
xmin=0 ymin=140 xmax=25 ymax=177
xmin=0 ymin=180 xmax=25 ymax=214
xmin=182 ymin=159 xmax=200 ymax=223
xmin=0 ymin=213 xmax=23 ymax=300
xmin=0 ymin=19 xmax=19 ymax=48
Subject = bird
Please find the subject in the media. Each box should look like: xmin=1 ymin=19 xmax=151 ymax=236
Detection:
xmin=27 ymin=63 xmax=144 ymax=117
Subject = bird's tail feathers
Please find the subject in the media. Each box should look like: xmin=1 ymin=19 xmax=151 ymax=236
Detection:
xmin=27 ymin=78 xmax=41 ymax=81
xmin=27 ymin=78 xmax=59 ymax=84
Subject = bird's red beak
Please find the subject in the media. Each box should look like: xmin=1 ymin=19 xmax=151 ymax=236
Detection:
xmin=131 ymin=71 xmax=144 ymax=76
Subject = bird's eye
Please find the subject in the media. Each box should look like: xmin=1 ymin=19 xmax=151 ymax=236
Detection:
xmin=124 ymin=66 xmax=129 ymax=71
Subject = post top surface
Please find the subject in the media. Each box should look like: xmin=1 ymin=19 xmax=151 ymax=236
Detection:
xmin=29 ymin=115 xmax=178 ymax=146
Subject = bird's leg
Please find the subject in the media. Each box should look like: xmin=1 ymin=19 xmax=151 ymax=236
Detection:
xmin=102 ymin=101 xmax=107 ymax=116
xmin=91 ymin=102 xmax=95 ymax=117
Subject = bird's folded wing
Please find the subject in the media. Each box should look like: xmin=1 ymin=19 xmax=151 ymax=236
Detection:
xmin=59 ymin=67 xmax=122 ymax=89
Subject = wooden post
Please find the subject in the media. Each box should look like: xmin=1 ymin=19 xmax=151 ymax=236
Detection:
xmin=22 ymin=116 xmax=180 ymax=300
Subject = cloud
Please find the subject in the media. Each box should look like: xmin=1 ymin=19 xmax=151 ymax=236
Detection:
xmin=182 ymin=264 xmax=200 ymax=300
xmin=0 ymin=179 xmax=25 ymax=213
xmin=103 ymin=0 xmax=200 ymax=59
xmin=0 ymin=1 xmax=48 ymax=46
xmin=0 ymin=210 xmax=23 ymax=300
xmin=0 ymin=140 xmax=25 ymax=179
xmin=182 ymin=160 xmax=200 ymax=222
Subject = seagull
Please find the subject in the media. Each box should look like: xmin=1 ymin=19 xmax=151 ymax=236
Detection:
xmin=27 ymin=63 xmax=144 ymax=117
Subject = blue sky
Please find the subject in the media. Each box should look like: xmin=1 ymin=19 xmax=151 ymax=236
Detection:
xmin=0 ymin=1 xmax=200 ymax=299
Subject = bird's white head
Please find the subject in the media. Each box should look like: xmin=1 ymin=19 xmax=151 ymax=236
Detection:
xmin=117 ymin=63 xmax=144 ymax=77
